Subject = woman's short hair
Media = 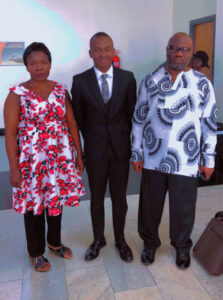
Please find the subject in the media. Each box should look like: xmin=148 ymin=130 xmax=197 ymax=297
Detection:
xmin=23 ymin=42 xmax=52 ymax=66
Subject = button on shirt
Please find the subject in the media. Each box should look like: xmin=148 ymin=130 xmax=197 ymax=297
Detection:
xmin=131 ymin=67 xmax=217 ymax=177
xmin=94 ymin=66 xmax=113 ymax=99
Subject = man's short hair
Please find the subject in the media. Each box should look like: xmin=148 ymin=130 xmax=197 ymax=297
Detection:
xmin=89 ymin=32 xmax=112 ymax=49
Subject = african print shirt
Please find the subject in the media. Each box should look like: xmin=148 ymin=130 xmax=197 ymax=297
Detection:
xmin=131 ymin=67 xmax=217 ymax=177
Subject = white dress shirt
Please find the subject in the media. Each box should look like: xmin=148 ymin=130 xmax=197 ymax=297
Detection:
xmin=94 ymin=66 xmax=113 ymax=99
xmin=131 ymin=67 xmax=217 ymax=177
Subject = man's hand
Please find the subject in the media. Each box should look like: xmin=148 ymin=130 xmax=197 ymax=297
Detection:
xmin=131 ymin=161 xmax=143 ymax=173
xmin=200 ymin=166 xmax=214 ymax=180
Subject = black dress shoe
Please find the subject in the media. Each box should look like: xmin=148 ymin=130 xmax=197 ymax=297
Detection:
xmin=85 ymin=240 xmax=106 ymax=262
xmin=115 ymin=242 xmax=133 ymax=262
xmin=176 ymin=249 xmax=190 ymax=269
xmin=141 ymin=248 xmax=155 ymax=265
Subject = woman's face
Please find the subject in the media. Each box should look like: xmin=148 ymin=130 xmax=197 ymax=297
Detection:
xmin=26 ymin=51 xmax=51 ymax=81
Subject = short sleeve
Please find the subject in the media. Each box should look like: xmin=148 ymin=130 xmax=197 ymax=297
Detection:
xmin=9 ymin=85 xmax=26 ymax=96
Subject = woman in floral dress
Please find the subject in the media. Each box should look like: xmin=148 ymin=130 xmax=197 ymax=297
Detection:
xmin=4 ymin=42 xmax=85 ymax=272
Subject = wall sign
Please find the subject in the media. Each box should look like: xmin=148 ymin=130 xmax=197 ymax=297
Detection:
xmin=0 ymin=42 xmax=24 ymax=66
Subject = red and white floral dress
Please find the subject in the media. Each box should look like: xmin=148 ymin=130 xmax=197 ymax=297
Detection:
xmin=10 ymin=82 xmax=85 ymax=216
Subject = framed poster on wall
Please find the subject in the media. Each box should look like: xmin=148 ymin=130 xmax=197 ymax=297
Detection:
xmin=0 ymin=42 xmax=24 ymax=66
xmin=0 ymin=42 xmax=25 ymax=135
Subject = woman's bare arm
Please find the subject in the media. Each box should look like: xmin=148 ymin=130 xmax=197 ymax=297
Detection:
xmin=65 ymin=91 xmax=84 ymax=173
xmin=4 ymin=92 xmax=22 ymax=187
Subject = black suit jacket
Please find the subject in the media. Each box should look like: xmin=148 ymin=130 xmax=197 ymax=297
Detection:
xmin=71 ymin=67 xmax=137 ymax=163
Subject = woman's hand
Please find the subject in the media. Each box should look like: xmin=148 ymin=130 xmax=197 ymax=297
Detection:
xmin=10 ymin=167 xmax=22 ymax=188
xmin=75 ymin=155 xmax=84 ymax=173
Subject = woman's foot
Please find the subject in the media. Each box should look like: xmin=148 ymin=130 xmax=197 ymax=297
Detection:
xmin=48 ymin=243 xmax=73 ymax=259
xmin=31 ymin=256 xmax=51 ymax=272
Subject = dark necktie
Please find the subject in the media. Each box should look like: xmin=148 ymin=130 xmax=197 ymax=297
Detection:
xmin=101 ymin=74 xmax=110 ymax=103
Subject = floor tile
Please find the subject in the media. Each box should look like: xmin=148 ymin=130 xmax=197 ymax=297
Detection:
xmin=199 ymin=276 xmax=223 ymax=300
xmin=148 ymin=246 xmax=211 ymax=300
xmin=98 ymin=286 xmax=116 ymax=300
xmin=115 ymin=286 xmax=163 ymax=300
xmin=62 ymin=226 xmax=105 ymax=272
xmin=21 ymin=252 xmax=67 ymax=300
xmin=102 ymin=226 xmax=154 ymax=293
xmin=21 ymin=268 xmax=67 ymax=300
xmin=0 ymin=186 xmax=223 ymax=300
xmin=0 ymin=280 xmax=22 ymax=300
xmin=66 ymin=265 xmax=111 ymax=300
xmin=0 ymin=233 xmax=25 ymax=283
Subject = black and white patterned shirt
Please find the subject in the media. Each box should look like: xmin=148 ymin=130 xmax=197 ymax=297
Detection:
xmin=131 ymin=67 xmax=217 ymax=177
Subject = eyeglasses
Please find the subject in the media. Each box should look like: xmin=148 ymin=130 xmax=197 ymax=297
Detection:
xmin=167 ymin=45 xmax=191 ymax=53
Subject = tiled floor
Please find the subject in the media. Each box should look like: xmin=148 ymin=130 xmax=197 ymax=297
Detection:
xmin=1 ymin=185 xmax=223 ymax=300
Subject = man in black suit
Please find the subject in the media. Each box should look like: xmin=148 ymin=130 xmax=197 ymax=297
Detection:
xmin=71 ymin=32 xmax=137 ymax=262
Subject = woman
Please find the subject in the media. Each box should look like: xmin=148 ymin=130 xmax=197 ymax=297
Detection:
xmin=190 ymin=50 xmax=210 ymax=72
xmin=4 ymin=42 xmax=85 ymax=272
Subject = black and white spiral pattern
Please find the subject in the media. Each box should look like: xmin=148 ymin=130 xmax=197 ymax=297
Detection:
xmin=198 ymin=78 xmax=210 ymax=108
xmin=202 ymin=103 xmax=217 ymax=133
xmin=131 ymin=149 xmax=142 ymax=162
xmin=143 ymin=122 xmax=162 ymax=155
xmin=133 ymin=101 xmax=149 ymax=124
xmin=177 ymin=123 xmax=199 ymax=164
xmin=158 ymin=148 xmax=181 ymax=173
xmin=157 ymin=108 xmax=173 ymax=128
xmin=167 ymin=97 xmax=190 ymax=119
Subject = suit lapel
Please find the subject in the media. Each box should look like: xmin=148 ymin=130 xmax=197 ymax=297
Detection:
xmin=108 ymin=67 xmax=120 ymax=120
xmin=87 ymin=68 xmax=107 ymax=116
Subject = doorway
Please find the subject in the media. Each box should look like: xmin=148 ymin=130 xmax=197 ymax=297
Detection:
xmin=190 ymin=15 xmax=216 ymax=82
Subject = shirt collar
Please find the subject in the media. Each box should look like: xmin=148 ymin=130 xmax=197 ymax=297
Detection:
xmin=94 ymin=65 xmax=113 ymax=80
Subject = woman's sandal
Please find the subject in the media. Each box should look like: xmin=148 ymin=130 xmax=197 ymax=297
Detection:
xmin=48 ymin=243 xmax=73 ymax=259
xmin=31 ymin=256 xmax=51 ymax=272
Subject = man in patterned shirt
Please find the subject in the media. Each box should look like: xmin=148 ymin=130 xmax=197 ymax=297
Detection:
xmin=131 ymin=32 xmax=217 ymax=269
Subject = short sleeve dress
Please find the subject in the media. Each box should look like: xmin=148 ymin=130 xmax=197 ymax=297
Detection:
xmin=9 ymin=82 xmax=85 ymax=216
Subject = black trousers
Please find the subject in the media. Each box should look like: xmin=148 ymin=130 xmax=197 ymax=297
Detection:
xmin=24 ymin=208 xmax=62 ymax=258
xmin=86 ymin=145 xmax=129 ymax=245
xmin=138 ymin=169 xmax=198 ymax=251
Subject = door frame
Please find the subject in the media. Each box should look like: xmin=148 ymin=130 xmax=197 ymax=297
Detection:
xmin=189 ymin=15 xmax=216 ymax=83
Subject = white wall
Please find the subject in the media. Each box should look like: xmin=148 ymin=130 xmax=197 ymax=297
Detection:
xmin=214 ymin=0 xmax=223 ymax=122
xmin=0 ymin=0 xmax=173 ymax=171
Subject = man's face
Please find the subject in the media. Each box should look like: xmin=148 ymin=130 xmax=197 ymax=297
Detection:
xmin=89 ymin=36 xmax=115 ymax=73
xmin=166 ymin=35 xmax=193 ymax=72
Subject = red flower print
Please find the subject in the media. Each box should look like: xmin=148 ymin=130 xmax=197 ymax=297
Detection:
xmin=36 ymin=162 xmax=42 ymax=169
xmin=49 ymin=126 xmax=55 ymax=132
xmin=60 ymin=189 xmax=68 ymax=195
xmin=11 ymin=83 xmax=85 ymax=217
xmin=39 ymin=125 xmax=47 ymax=131
xmin=59 ymin=156 xmax=66 ymax=162
xmin=55 ymin=106 xmax=64 ymax=116
xmin=43 ymin=132 xmax=50 ymax=139
xmin=37 ymin=174 xmax=44 ymax=181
